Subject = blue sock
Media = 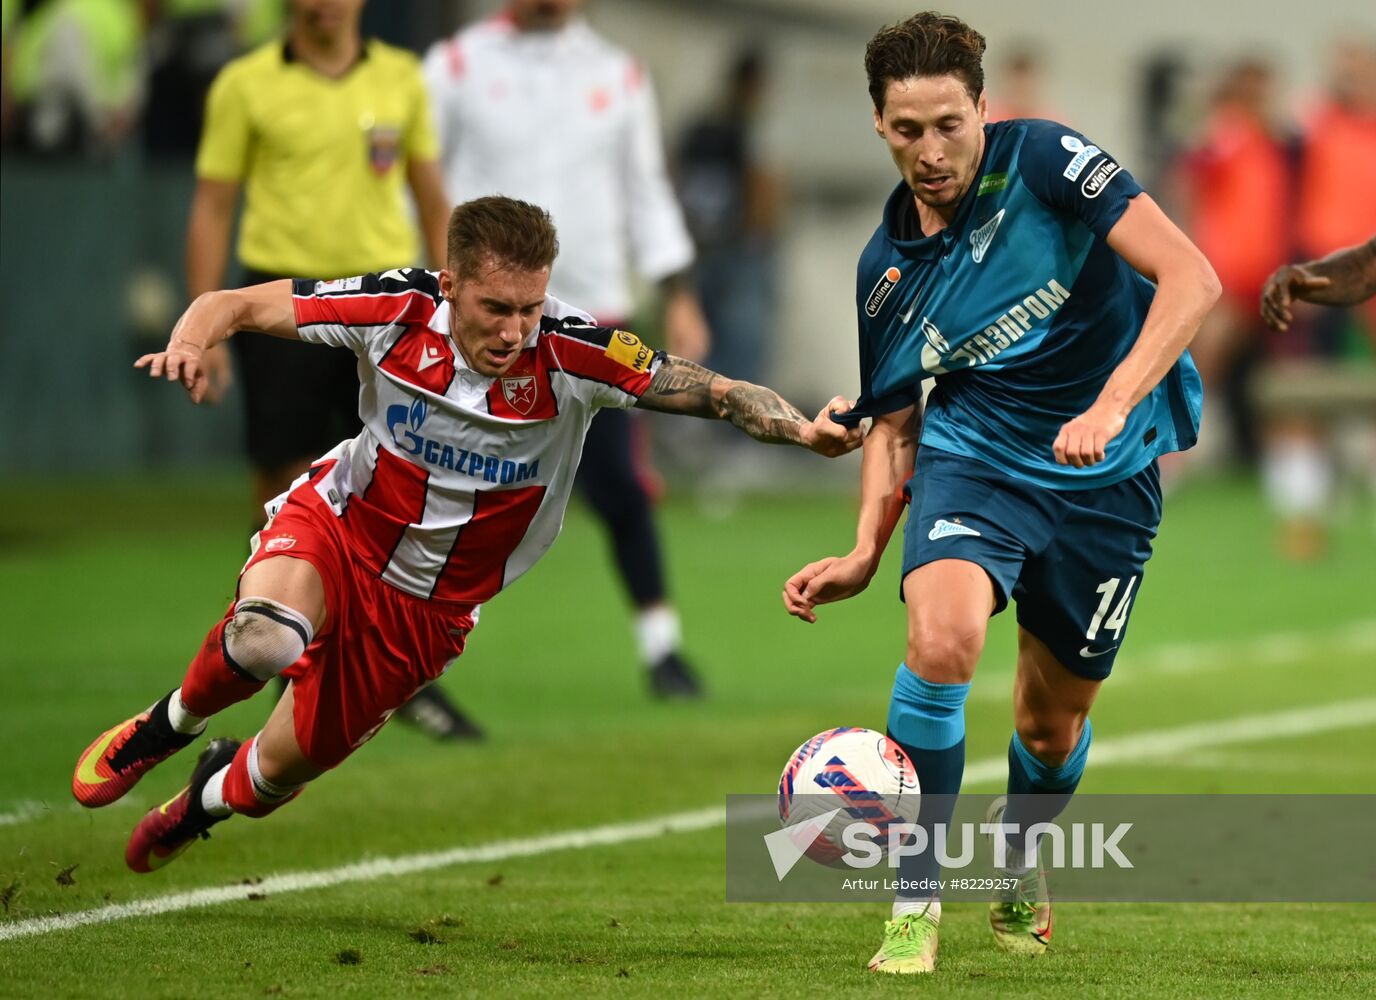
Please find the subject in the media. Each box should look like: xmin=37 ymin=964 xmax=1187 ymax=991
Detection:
xmin=885 ymin=665 xmax=970 ymax=899
xmin=1001 ymin=720 xmax=1092 ymax=871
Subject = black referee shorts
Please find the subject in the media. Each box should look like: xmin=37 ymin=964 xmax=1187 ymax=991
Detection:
xmin=231 ymin=268 xmax=362 ymax=470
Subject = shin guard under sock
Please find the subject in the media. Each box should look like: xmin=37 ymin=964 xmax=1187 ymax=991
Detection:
xmin=1000 ymin=720 xmax=1092 ymax=872
xmin=221 ymin=737 xmax=303 ymax=818
xmin=179 ymin=611 xmax=269 ymax=718
xmin=886 ymin=665 xmax=970 ymax=899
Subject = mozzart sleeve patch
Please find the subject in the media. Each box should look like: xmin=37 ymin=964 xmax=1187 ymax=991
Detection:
xmin=604 ymin=330 xmax=655 ymax=373
xmin=544 ymin=319 xmax=661 ymax=400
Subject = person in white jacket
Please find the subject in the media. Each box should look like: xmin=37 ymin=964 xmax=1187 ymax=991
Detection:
xmin=424 ymin=0 xmax=715 ymax=705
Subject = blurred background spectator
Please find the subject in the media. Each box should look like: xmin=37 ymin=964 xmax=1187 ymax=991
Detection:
xmin=1170 ymin=59 xmax=1292 ymax=471
xmin=6 ymin=0 xmax=148 ymax=159
xmin=1295 ymin=41 xmax=1376 ymax=333
xmin=1166 ymin=39 xmax=1376 ymax=559
xmin=675 ymin=43 xmax=781 ymax=390
xmin=1 ymin=0 xmax=23 ymax=140
xmin=139 ymin=0 xmax=279 ymax=161
xmin=1255 ymin=40 xmax=1376 ymax=559
xmin=985 ymin=43 xmax=1057 ymax=123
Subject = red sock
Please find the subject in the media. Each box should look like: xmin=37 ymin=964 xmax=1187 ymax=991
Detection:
xmin=221 ymin=738 xmax=302 ymax=819
xmin=179 ymin=605 xmax=267 ymax=718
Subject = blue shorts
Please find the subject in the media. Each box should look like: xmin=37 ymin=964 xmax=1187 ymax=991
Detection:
xmin=901 ymin=448 xmax=1162 ymax=680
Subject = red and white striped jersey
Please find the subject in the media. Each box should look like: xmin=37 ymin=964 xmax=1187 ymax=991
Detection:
xmin=276 ymin=267 xmax=661 ymax=606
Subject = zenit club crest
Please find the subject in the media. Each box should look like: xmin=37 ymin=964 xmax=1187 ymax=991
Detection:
xmin=501 ymin=376 xmax=538 ymax=415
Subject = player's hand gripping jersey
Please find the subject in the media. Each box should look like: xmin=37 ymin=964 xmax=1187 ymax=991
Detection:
xmin=841 ymin=119 xmax=1203 ymax=488
xmin=279 ymin=267 xmax=660 ymax=604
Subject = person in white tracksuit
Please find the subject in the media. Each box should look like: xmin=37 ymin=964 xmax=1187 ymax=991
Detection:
xmin=423 ymin=0 xmax=715 ymax=705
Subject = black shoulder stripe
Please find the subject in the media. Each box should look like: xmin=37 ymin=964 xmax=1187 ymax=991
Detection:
xmin=540 ymin=316 xmax=615 ymax=348
xmin=293 ymin=268 xmax=442 ymax=303
xmin=370 ymin=268 xmax=442 ymax=299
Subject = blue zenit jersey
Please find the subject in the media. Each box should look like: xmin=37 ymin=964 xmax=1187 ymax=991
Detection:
xmin=842 ymin=118 xmax=1202 ymax=489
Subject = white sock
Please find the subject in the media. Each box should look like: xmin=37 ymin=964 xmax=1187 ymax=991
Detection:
xmin=200 ymin=765 xmax=232 ymax=817
xmin=247 ymin=737 xmax=301 ymax=802
xmin=993 ymin=824 xmax=1038 ymax=876
xmin=1261 ymin=439 xmax=1332 ymax=517
xmin=634 ymin=605 xmax=681 ymax=666
xmin=892 ymin=898 xmax=941 ymax=923
xmin=1000 ymin=843 xmax=1038 ymax=877
xmin=166 ymin=688 xmax=208 ymax=735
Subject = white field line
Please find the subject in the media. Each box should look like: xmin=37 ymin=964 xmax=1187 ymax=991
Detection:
xmin=0 ymin=801 xmax=47 ymax=828
xmin=6 ymin=619 xmax=1372 ymax=830
xmin=1155 ymin=749 xmax=1375 ymax=776
xmin=0 ymin=807 xmax=727 ymax=943
xmin=967 ymin=617 xmax=1376 ymax=703
xmin=961 ymin=696 xmax=1376 ymax=785
xmin=0 ymin=796 xmax=136 ymax=829
xmin=4 ymin=696 xmax=1375 ymax=942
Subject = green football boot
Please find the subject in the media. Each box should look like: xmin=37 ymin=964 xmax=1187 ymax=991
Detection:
xmin=867 ymin=906 xmax=940 ymax=974
xmin=986 ymin=796 xmax=1053 ymax=955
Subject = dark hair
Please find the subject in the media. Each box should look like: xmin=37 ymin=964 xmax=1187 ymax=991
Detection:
xmin=447 ymin=196 xmax=559 ymax=278
xmin=864 ymin=11 xmax=987 ymax=112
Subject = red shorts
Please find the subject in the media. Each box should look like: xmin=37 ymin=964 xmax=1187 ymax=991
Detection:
xmin=240 ymin=488 xmax=475 ymax=769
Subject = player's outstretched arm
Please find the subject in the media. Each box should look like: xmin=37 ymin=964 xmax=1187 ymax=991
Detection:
xmin=783 ymin=404 xmax=918 ymax=623
xmin=1261 ymin=237 xmax=1376 ymax=332
xmin=184 ymin=177 xmax=241 ymax=404
xmin=134 ymin=280 xmax=297 ymax=403
xmin=635 ymin=355 xmax=863 ymax=457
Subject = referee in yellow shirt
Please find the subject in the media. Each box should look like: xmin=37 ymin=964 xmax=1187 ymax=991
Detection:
xmin=187 ymin=1 xmax=475 ymax=739
xmin=188 ymin=0 xmax=448 ymax=508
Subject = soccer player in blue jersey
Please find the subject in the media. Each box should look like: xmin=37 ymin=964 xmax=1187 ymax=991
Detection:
xmin=783 ymin=12 xmax=1221 ymax=974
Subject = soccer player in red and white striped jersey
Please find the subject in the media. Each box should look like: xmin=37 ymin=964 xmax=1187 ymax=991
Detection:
xmin=73 ymin=196 xmax=861 ymax=873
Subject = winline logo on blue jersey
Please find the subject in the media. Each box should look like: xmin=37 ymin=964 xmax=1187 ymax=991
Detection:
xmin=386 ymin=397 xmax=539 ymax=485
xmin=865 ymin=266 xmax=901 ymax=317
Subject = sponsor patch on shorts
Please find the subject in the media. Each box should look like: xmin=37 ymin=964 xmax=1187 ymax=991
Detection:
xmin=927 ymin=518 xmax=982 ymax=541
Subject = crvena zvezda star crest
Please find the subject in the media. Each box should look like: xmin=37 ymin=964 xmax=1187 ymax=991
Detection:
xmin=501 ymin=376 xmax=537 ymax=414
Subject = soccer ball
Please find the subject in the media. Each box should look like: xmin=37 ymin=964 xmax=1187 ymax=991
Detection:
xmin=777 ymin=727 xmax=921 ymax=866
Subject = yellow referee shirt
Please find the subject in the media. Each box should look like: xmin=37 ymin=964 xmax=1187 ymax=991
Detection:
xmin=196 ymin=39 xmax=439 ymax=278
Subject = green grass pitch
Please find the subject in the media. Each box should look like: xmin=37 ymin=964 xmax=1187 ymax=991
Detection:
xmin=1 ymin=473 xmax=1373 ymax=998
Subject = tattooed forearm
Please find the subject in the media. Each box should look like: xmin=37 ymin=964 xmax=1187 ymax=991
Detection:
xmin=719 ymin=383 xmax=809 ymax=445
xmin=639 ymin=356 xmax=809 ymax=445
xmin=641 ymin=356 xmax=723 ymax=417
